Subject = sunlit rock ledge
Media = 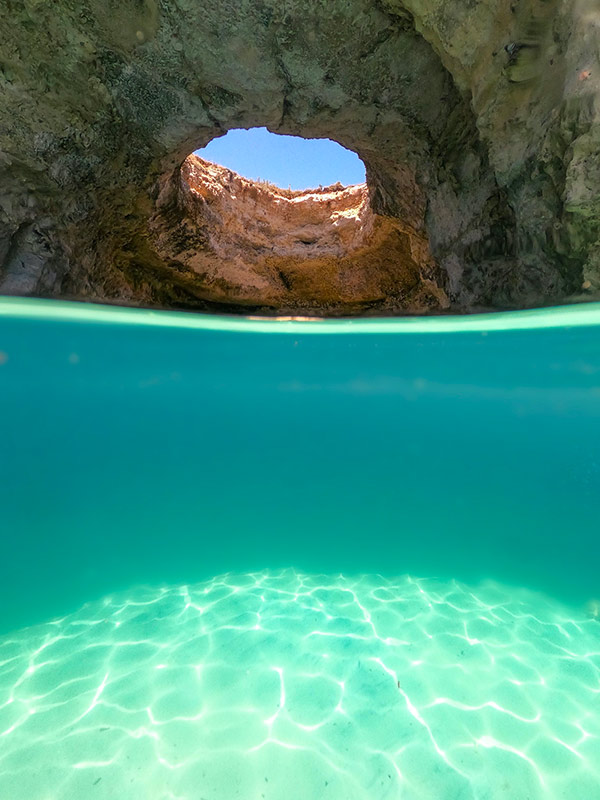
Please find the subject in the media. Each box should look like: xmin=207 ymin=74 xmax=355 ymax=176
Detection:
xmin=146 ymin=155 xmax=448 ymax=315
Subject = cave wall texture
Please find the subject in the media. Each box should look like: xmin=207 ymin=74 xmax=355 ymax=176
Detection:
xmin=0 ymin=0 xmax=599 ymax=315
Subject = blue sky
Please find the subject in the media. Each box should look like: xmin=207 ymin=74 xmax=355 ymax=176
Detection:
xmin=195 ymin=127 xmax=366 ymax=190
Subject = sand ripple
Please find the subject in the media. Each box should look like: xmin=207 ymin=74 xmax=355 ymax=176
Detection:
xmin=0 ymin=570 xmax=599 ymax=799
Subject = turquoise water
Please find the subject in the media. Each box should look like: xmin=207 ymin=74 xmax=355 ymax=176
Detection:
xmin=0 ymin=297 xmax=599 ymax=798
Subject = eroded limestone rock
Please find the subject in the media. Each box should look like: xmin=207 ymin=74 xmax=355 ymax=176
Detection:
xmin=0 ymin=0 xmax=598 ymax=315
xmin=147 ymin=155 xmax=447 ymax=314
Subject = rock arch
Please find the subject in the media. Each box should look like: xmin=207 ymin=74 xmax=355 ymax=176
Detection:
xmin=0 ymin=0 xmax=596 ymax=314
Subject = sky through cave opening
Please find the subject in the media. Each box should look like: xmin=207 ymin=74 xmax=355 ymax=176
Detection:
xmin=195 ymin=127 xmax=366 ymax=191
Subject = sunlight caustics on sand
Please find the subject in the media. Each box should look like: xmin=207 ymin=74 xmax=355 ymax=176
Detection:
xmin=0 ymin=570 xmax=599 ymax=800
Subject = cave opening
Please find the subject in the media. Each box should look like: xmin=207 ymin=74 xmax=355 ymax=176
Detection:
xmin=0 ymin=0 xmax=590 ymax=316
xmin=148 ymin=127 xmax=448 ymax=317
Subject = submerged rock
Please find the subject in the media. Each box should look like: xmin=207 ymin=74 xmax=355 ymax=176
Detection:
xmin=0 ymin=0 xmax=599 ymax=315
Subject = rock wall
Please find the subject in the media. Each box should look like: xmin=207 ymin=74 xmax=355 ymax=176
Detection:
xmin=148 ymin=155 xmax=447 ymax=314
xmin=0 ymin=0 xmax=598 ymax=314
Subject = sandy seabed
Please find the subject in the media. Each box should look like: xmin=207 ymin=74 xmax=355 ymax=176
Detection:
xmin=0 ymin=569 xmax=599 ymax=800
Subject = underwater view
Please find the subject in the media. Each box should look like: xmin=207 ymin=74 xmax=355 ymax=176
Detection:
xmin=1 ymin=297 xmax=599 ymax=799
xmin=4 ymin=0 xmax=600 ymax=795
